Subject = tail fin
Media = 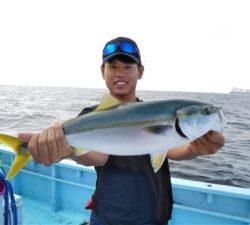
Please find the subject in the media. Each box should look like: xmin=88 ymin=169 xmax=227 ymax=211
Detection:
xmin=0 ymin=134 xmax=31 ymax=180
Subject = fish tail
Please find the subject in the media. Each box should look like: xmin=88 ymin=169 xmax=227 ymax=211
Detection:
xmin=0 ymin=134 xmax=31 ymax=180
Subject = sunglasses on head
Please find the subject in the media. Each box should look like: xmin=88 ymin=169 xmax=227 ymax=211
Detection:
xmin=103 ymin=41 xmax=138 ymax=56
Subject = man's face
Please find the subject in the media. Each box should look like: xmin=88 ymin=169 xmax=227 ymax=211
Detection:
xmin=101 ymin=59 xmax=144 ymax=100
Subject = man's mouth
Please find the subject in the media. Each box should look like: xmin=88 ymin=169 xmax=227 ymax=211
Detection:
xmin=114 ymin=81 xmax=127 ymax=85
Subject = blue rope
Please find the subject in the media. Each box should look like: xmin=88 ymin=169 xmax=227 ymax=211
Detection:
xmin=0 ymin=168 xmax=18 ymax=225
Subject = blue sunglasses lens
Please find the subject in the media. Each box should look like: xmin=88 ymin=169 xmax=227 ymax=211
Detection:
xmin=103 ymin=43 xmax=117 ymax=56
xmin=120 ymin=42 xmax=137 ymax=54
xmin=103 ymin=42 xmax=137 ymax=56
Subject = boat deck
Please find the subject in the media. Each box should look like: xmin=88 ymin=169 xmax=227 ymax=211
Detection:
xmin=1 ymin=145 xmax=250 ymax=225
xmin=22 ymin=196 xmax=86 ymax=225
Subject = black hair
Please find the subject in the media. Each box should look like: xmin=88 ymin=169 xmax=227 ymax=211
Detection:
xmin=106 ymin=55 xmax=137 ymax=64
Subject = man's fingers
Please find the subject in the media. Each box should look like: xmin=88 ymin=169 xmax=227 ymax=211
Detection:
xmin=47 ymin=127 xmax=58 ymax=163
xmin=37 ymin=129 xmax=51 ymax=165
xmin=207 ymin=131 xmax=225 ymax=146
xmin=199 ymin=134 xmax=213 ymax=154
xmin=21 ymin=122 xmax=72 ymax=166
xmin=28 ymin=133 xmax=40 ymax=162
xmin=191 ymin=132 xmax=225 ymax=156
xmin=54 ymin=122 xmax=72 ymax=157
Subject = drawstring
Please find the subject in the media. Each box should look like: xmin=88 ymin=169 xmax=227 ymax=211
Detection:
xmin=0 ymin=165 xmax=18 ymax=225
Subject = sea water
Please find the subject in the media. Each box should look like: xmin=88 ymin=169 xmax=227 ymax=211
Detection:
xmin=0 ymin=85 xmax=249 ymax=188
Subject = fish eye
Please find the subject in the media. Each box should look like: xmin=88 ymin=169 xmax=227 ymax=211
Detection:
xmin=203 ymin=106 xmax=211 ymax=115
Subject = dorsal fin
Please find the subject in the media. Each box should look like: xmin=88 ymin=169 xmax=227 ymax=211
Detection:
xmin=94 ymin=94 xmax=121 ymax=112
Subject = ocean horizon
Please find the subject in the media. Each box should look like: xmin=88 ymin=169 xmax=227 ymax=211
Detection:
xmin=0 ymin=84 xmax=249 ymax=188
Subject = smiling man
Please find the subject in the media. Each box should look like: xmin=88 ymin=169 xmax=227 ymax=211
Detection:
xmin=101 ymin=37 xmax=144 ymax=102
xmin=19 ymin=37 xmax=225 ymax=225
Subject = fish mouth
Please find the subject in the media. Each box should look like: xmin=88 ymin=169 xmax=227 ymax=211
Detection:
xmin=175 ymin=118 xmax=188 ymax=138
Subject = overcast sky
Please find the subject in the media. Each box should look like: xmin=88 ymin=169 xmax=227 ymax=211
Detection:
xmin=0 ymin=0 xmax=249 ymax=93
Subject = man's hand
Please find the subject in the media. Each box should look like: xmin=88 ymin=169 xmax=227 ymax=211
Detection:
xmin=167 ymin=131 xmax=225 ymax=160
xmin=189 ymin=131 xmax=225 ymax=156
xmin=18 ymin=122 xmax=73 ymax=166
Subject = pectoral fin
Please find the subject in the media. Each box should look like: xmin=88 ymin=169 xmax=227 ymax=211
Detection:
xmin=150 ymin=151 xmax=168 ymax=172
xmin=0 ymin=133 xmax=30 ymax=180
xmin=144 ymin=125 xmax=172 ymax=135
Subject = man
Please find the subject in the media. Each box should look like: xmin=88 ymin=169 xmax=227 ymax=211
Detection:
xmin=19 ymin=37 xmax=225 ymax=225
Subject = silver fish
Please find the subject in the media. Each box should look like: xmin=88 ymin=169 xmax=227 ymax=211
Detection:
xmin=0 ymin=94 xmax=224 ymax=179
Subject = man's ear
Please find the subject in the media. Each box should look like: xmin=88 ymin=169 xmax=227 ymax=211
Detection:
xmin=138 ymin=65 xmax=144 ymax=79
xmin=101 ymin=64 xmax=105 ymax=79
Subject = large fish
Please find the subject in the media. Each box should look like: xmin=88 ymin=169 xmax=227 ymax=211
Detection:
xmin=0 ymin=94 xmax=224 ymax=180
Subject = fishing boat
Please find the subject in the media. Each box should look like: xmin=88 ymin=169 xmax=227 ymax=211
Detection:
xmin=1 ymin=145 xmax=250 ymax=225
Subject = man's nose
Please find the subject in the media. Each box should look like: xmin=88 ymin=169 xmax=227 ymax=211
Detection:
xmin=115 ymin=68 xmax=126 ymax=76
